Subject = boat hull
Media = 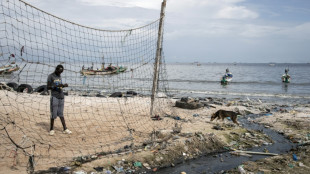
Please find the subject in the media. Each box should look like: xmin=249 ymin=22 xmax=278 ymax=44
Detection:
xmin=0 ymin=65 xmax=19 ymax=75
xmin=80 ymin=67 xmax=127 ymax=76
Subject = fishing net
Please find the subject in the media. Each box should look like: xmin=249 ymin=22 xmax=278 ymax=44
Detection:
xmin=0 ymin=0 xmax=173 ymax=171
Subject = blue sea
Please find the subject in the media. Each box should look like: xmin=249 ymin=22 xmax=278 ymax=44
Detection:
xmin=165 ymin=63 xmax=310 ymax=102
xmin=1 ymin=62 xmax=310 ymax=103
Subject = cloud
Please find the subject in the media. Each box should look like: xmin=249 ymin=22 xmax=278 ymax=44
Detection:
xmin=283 ymin=6 xmax=310 ymax=14
xmin=215 ymin=6 xmax=258 ymax=19
xmin=239 ymin=22 xmax=310 ymax=39
xmin=166 ymin=0 xmax=258 ymax=19
xmin=163 ymin=0 xmax=260 ymax=40
xmin=279 ymin=22 xmax=310 ymax=40
xmin=165 ymin=21 xmax=239 ymax=40
xmin=77 ymin=0 xmax=258 ymax=20
xmin=78 ymin=0 xmax=162 ymax=10
xmin=239 ymin=24 xmax=280 ymax=38
xmin=90 ymin=18 xmax=149 ymax=30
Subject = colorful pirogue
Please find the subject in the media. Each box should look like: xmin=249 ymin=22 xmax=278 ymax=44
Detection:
xmin=0 ymin=64 xmax=20 ymax=75
xmin=80 ymin=63 xmax=127 ymax=75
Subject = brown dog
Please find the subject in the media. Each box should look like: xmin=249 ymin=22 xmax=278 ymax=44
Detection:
xmin=210 ymin=110 xmax=241 ymax=125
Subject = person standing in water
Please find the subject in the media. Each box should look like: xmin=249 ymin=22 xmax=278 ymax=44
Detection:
xmin=282 ymin=68 xmax=291 ymax=83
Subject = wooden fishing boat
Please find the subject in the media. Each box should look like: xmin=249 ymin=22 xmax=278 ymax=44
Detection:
xmin=80 ymin=66 xmax=127 ymax=76
xmin=0 ymin=65 xmax=20 ymax=75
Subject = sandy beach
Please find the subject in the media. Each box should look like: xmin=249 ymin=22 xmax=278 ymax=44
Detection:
xmin=1 ymin=0 xmax=310 ymax=173
xmin=0 ymin=89 xmax=310 ymax=174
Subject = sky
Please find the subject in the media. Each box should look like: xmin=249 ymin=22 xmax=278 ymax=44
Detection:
xmin=24 ymin=0 xmax=310 ymax=63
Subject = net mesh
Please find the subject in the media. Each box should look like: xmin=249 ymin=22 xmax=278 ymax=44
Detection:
xmin=0 ymin=0 xmax=174 ymax=171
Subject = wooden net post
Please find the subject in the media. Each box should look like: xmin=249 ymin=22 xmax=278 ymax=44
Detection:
xmin=150 ymin=0 xmax=166 ymax=116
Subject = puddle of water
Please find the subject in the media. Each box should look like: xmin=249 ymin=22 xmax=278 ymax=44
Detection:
xmin=156 ymin=114 xmax=295 ymax=174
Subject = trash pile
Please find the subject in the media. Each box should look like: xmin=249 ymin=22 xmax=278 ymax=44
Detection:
xmin=63 ymin=127 xmax=275 ymax=174
xmin=63 ymin=131 xmax=227 ymax=174
xmin=227 ymin=145 xmax=310 ymax=174
xmin=223 ymin=100 xmax=310 ymax=173
xmin=227 ymin=130 xmax=273 ymax=150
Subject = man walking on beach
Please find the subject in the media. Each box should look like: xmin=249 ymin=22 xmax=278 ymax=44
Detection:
xmin=47 ymin=64 xmax=71 ymax=136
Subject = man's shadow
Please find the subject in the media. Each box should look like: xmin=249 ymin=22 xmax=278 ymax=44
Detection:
xmin=36 ymin=121 xmax=64 ymax=131
xmin=35 ymin=122 xmax=49 ymax=131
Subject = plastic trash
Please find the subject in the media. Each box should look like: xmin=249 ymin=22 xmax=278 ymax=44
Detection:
xmin=134 ymin=161 xmax=142 ymax=167
xmin=143 ymin=163 xmax=151 ymax=170
xmin=64 ymin=167 xmax=71 ymax=171
xmin=151 ymin=115 xmax=162 ymax=120
xmin=293 ymin=154 xmax=298 ymax=161
xmin=298 ymin=162 xmax=305 ymax=167
xmin=125 ymin=169 xmax=134 ymax=173
xmin=193 ymin=114 xmax=199 ymax=117
xmin=106 ymin=170 xmax=112 ymax=174
xmin=238 ymin=165 xmax=246 ymax=174
xmin=174 ymin=116 xmax=181 ymax=120
xmin=113 ymin=166 xmax=124 ymax=172
xmin=212 ymin=125 xmax=224 ymax=130
xmin=93 ymin=167 xmax=103 ymax=172
xmin=59 ymin=166 xmax=71 ymax=172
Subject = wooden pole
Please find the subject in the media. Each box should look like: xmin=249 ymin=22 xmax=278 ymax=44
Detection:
xmin=150 ymin=0 xmax=166 ymax=116
xmin=233 ymin=150 xmax=278 ymax=156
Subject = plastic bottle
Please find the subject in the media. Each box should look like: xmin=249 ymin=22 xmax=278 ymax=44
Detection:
xmin=238 ymin=165 xmax=246 ymax=174
xmin=293 ymin=154 xmax=298 ymax=161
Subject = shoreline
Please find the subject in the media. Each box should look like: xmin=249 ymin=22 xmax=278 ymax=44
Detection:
xmin=0 ymin=90 xmax=309 ymax=173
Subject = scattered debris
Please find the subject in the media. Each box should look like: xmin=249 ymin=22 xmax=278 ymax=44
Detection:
xmin=151 ymin=115 xmax=163 ymax=120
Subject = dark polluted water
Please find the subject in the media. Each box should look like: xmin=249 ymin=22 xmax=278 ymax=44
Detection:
xmin=155 ymin=114 xmax=295 ymax=174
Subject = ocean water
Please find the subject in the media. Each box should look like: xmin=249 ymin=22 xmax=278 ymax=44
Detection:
xmin=1 ymin=62 xmax=310 ymax=103
xmin=165 ymin=63 xmax=310 ymax=103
